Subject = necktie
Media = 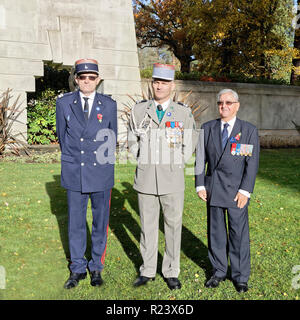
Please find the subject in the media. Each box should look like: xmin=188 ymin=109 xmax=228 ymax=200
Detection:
xmin=156 ymin=104 xmax=165 ymax=122
xmin=83 ymin=97 xmax=89 ymax=121
xmin=222 ymin=123 xmax=229 ymax=149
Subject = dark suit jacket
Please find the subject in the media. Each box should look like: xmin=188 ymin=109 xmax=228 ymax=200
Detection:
xmin=195 ymin=118 xmax=259 ymax=208
xmin=56 ymin=90 xmax=118 ymax=193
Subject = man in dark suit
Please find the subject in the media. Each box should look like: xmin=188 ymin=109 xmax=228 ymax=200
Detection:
xmin=195 ymin=88 xmax=259 ymax=293
xmin=56 ymin=59 xmax=117 ymax=289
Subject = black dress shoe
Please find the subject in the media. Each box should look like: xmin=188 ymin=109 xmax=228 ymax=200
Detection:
xmin=133 ymin=276 xmax=155 ymax=287
xmin=205 ymin=275 xmax=226 ymax=288
xmin=165 ymin=277 xmax=181 ymax=290
xmin=64 ymin=272 xmax=87 ymax=289
xmin=234 ymin=282 xmax=248 ymax=293
xmin=90 ymin=271 xmax=103 ymax=287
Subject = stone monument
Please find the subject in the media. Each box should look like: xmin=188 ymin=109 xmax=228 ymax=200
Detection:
xmin=0 ymin=0 xmax=141 ymax=141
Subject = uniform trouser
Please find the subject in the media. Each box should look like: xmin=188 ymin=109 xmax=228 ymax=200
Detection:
xmin=67 ymin=189 xmax=111 ymax=274
xmin=207 ymin=204 xmax=251 ymax=283
xmin=137 ymin=192 xmax=184 ymax=278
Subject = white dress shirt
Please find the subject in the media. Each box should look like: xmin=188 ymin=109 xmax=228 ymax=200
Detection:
xmin=221 ymin=116 xmax=236 ymax=137
xmin=154 ymin=99 xmax=171 ymax=111
xmin=79 ymin=91 xmax=96 ymax=118
xmin=196 ymin=116 xmax=250 ymax=198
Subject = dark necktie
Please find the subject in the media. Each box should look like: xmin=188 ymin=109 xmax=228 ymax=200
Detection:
xmin=156 ymin=104 xmax=165 ymax=122
xmin=83 ymin=97 xmax=89 ymax=121
xmin=222 ymin=123 xmax=229 ymax=149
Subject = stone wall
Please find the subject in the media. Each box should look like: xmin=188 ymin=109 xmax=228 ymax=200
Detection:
xmin=1 ymin=0 xmax=299 ymax=149
xmin=142 ymin=80 xmax=300 ymax=147
xmin=0 ymin=0 xmax=141 ymax=141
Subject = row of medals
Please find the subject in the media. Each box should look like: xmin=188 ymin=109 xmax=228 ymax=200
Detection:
xmin=231 ymin=143 xmax=253 ymax=157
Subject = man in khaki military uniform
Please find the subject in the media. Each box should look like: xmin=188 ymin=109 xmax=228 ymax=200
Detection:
xmin=128 ymin=63 xmax=199 ymax=290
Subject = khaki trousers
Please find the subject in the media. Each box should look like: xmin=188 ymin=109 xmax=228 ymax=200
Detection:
xmin=137 ymin=192 xmax=184 ymax=278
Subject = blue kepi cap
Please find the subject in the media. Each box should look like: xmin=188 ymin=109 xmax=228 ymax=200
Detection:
xmin=75 ymin=58 xmax=99 ymax=75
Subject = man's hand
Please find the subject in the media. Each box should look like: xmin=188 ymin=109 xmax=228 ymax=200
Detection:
xmin=234 ymin=192 xmax=248 ymax=209
xmin=197 ymin=190 xmax=207 ymax=202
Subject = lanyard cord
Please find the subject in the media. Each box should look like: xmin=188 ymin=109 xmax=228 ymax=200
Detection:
xmin=130 ymin=104 xmax=153 ymax=136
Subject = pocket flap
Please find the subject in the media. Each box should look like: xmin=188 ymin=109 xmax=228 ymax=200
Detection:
xmin=61 ymin=154 xmax=74 ymax=163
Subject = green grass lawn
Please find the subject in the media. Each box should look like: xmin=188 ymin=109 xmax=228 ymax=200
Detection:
xmin=0 ymin=149 xmax=299 ymax=300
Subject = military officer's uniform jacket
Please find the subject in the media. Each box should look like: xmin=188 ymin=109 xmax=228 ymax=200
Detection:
xmin=128 ymin=99 xmax=199 ymax=195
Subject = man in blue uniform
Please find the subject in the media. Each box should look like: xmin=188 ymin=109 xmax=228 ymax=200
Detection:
xmin=56 ymin=59 xmax=118 ymax=289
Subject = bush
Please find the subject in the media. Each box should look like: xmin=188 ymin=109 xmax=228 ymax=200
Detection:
xmin=140 ymin=67 xmax=153 ymax=79
xmin=26 ymin=65 xmax=70 ymax=145
xmin=0 ymin=89 xmax=30 ymax=155
xmin=27 ymin=89 xmax=59 ymax=145
xmin=140 ymin=68 xmax=291 ymax=85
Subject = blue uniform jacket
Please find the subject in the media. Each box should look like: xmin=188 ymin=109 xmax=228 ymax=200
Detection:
xmin=56 ymin=90 xmax=118 ymax=193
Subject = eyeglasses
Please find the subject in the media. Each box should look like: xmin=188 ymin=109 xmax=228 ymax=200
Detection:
xmin=217 ymin=101 xmax=238 ymax=107
xmin=77 ymin=75 xmax=98 ymax=81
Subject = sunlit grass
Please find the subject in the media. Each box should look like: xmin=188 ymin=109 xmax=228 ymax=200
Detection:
xmin=0 ymin=149 xmax=299 ymax=300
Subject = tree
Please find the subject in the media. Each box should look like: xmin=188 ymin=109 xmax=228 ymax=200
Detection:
xmin=138 ymin=46 xmax=174 ymax=70
xmin=133 ymin=0 xmax=195 ymax=73
xmin=188 ymin=0 xmax=294 ymax=82
xmin=291 ymin=0 xmax=300 ymax=84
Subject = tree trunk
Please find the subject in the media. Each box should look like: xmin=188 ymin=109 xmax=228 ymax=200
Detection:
xmin=291 ymin=58 xmax=300 ymax=84
xmin=291 ymin=2 xmax=300 ymax=84
xmin=291 ymin=30 xmax=300 ymax=84
xmin=179 ymin=58 xmax=191 ymax=73
xmin=221 ymin=31 xmax=234 ymax=75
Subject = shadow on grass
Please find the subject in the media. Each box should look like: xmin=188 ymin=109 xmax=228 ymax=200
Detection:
xmin=45 ymin=175 xmax=92 ymax=270
xmin=110 ymin=182 xmax=163 ymax=274
xmin=181 ymin=224 xmax=211 ymax=280
xmin=112 ymin=182 xmax=210 ymax=280
xmin=45 ymin=176 xmax=211 ymax=280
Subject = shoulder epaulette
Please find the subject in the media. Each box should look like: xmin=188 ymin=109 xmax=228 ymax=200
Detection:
xmin=177 ymin=101 xmax=189 ymax=108
xmin=136 ymin=99 xmax=148 ymax=104
xmin=100 ymin=93 xmax=116 ymax=101
xmin=57 ymin=92 xmax=72 ymax=99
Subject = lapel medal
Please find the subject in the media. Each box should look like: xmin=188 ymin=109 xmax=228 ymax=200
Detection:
xmin=165 ymin=120 xmax=183 ymax=148
xmin=235 ymin=132 xmax=241 ymax=141
xmin=245 ymin=144 xmax=250 ymax=156
xmin=230 ymin=132 xmax=242 ymax=143
xmin=240 ymin=143 xmax=245 ymax=156
xmin=97 ymin=113 xmax=103 ymax=123
xmin=236 ymin=143 xmax=241 ymax=156
xmin=231 ymin=143 xmax=237 ymax=155
xmin=248 ymin=144 xmax=253 ymax=157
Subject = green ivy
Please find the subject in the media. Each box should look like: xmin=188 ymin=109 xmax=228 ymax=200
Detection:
xmin=27 ymin=88 xmax=59 ymax=145
xmin=26 ymin=65 xmax=70 ymax=145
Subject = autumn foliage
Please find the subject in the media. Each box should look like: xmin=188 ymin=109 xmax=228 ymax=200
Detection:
xmin=134 ymin=0 xmax=195 ymax=73
xmin=134 ymin=0 xmax=300 ymax=84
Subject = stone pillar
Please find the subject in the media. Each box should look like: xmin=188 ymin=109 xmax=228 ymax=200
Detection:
xmin=0 ymin=0 xmax=141 ymax=142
